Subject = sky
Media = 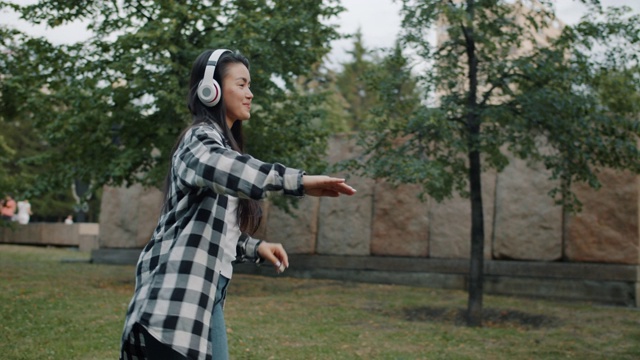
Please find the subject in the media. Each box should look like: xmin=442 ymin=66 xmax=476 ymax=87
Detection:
xmin=328 ymin=0 xmax=640 ymax=67
xmin=2 ymin=0 xmax=639 ymax=68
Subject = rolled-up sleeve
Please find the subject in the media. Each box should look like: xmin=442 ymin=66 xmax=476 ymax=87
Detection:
xmin=174 ymin=126 xmax=305 ymax=199
xmin=234 ymin=233 xmax=263 ymax=264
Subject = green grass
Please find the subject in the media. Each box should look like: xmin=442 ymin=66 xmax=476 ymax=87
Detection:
xmin=1 ymin=244 xmax=639 ymax=360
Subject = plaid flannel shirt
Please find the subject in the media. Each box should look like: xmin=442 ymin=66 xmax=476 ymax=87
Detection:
xmin=120 ymin=123 xmax=304 ymax=360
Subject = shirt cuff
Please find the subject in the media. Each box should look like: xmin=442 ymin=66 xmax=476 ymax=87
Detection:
xmin=282 ymin=169 xmax=305 ymax=197
xmin=244 ymin=237 xmax=263 ymax=263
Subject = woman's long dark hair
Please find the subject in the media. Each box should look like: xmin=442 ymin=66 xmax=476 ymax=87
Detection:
xmin=163 ymin=49 xmax=262 ymax=234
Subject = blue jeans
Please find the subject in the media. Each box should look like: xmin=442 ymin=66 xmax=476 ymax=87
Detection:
xmin=211 ymin=275 xmax=230 ymax=360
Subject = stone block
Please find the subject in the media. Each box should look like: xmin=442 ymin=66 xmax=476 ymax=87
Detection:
xmin=99 ymin=186 xmax=135 ymax=248
xmin=317 ymin=135 xmax=373 ymax=256
xmin=73 ymin=222 xmax=100 ymax=252
xmin=99 ymin=184 xmax=162 ymax=248
xmin=79 ymin=223 xmax=100 ymax=236
xmin=429 ymin=170 xmax=495 ymax=259
xmin=266 ymin=196 xmax=319 ymax=254
xmin=136 ymin=185 xmax=164 ymax=246
xmin=371 ymin=181 xmax=429 ymax=257
xmin=46 ymin=223 xmax=78 ymax=246
xmin=565 ymin=169 xmax=638 ymax=264
xmin=79 ymin=235 xmax=99 ymax=252
xmin=493 ymin=156 xmax=562 ymax=260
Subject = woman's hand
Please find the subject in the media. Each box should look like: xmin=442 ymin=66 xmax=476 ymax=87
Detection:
xmin=257 ymin=241 xmax=289 ymax=273
xmin=302 ymin=175 xmax=357 ymax=197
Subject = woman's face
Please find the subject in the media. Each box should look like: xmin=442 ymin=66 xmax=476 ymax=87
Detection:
xmin=222 ymin=63 xmax=253 ymax=129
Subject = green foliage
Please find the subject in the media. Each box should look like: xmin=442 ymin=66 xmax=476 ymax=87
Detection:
xmin=333 ymin=29 xmax=423 ymax=131
xmin=357 ymin=0 xmax=640 ymax=210
xmin=0 ymin=33 xmax=80 ymax=219
xmin=0 ymin=0 xmax=345 ymax=210
xmin=334 ymin=29 xmax=378 ymax=130
xmin=293 ymin=64 xmax=352 ymax=134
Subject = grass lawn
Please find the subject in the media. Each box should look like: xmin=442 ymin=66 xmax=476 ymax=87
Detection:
xmin=1 ymin=244 xmax=639 ymax=359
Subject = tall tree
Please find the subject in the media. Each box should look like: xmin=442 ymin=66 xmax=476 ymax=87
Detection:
xmin=293 ymin=63 xmax=352 ymax=133
xmin=363 ymin=40 xmax=420 ymax=132
xmin=0 ymin=104 xmax=83 ymax=222
xmin=335 ymin=28 xmax=378 ymax=129
xmin=0 ymin=30 xmax=83 ymax=221
xmin=334 ymin=31 xmax=420 ymax=131
xmin=352 ymin=0 xmax=640 ymax=326
xmin=0 ymin=0 xmax=344 ymax=202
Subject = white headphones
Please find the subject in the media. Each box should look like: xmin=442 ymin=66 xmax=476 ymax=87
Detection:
xmin=197 ymin=49 xmax=231 ymax=107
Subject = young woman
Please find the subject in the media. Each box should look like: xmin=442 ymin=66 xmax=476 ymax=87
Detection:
xmin=120 ymin=49 xmax=356 ymax=360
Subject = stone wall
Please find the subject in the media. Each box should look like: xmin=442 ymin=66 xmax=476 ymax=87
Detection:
xmin=261 ymin=136 xmax=639 ymax=266
xmin=92 ymin=135 xmax=640 ymax=304
xmin=94 ymin=134 xmax=639 ymax=265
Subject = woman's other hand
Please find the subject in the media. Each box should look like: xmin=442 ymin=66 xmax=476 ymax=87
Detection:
xmin=302 ymin=175 xmax=356 ymax=197
xmin=257 ymin=241 xmax=289 ymax=273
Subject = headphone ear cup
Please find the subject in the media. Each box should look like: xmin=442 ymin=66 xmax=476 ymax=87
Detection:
xmin=197 ymin=49 xmax=230 ymax=107
xmin=197 ymin=79 xmax=222 ymax=107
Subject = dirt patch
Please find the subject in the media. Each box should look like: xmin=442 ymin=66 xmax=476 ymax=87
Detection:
xmin=402 ymin=306 xmax=561 ymax=329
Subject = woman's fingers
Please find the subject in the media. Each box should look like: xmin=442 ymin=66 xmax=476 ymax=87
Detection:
xmin=302 ymin=175 xmax=357 ymax=196
xmin=333 ymin=181 xmax=357 ymax=195
xmin=257 ymin=242 xmax=289 ymax=273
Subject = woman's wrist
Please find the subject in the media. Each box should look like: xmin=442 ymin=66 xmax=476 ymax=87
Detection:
xmin=254 ymin=240 xmax=264 ymax=263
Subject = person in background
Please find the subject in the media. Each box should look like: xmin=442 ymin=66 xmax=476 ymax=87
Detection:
xmin=120 ymin=49 xmax=357 ymax=360
xmin=15 ymin=199 xmax=32 ymax=225
xmin=1 ymin=195 xmax=16 ymax=222
xmin=64 ymin=214 xmax=74 ymax=225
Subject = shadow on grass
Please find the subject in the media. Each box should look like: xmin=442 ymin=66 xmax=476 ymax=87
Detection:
xmin=402 ymin=306 xmax=561 ymax=329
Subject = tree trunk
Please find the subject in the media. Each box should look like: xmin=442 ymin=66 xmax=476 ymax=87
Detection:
xmin=464 ymin=0 xmax=485 ymax=327
xmin=466 ymin=147 xmax=485 ymax=327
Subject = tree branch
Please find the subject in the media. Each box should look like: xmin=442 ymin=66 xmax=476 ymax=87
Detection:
xmin=132 ymin=0 xmax=153 ymax=22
